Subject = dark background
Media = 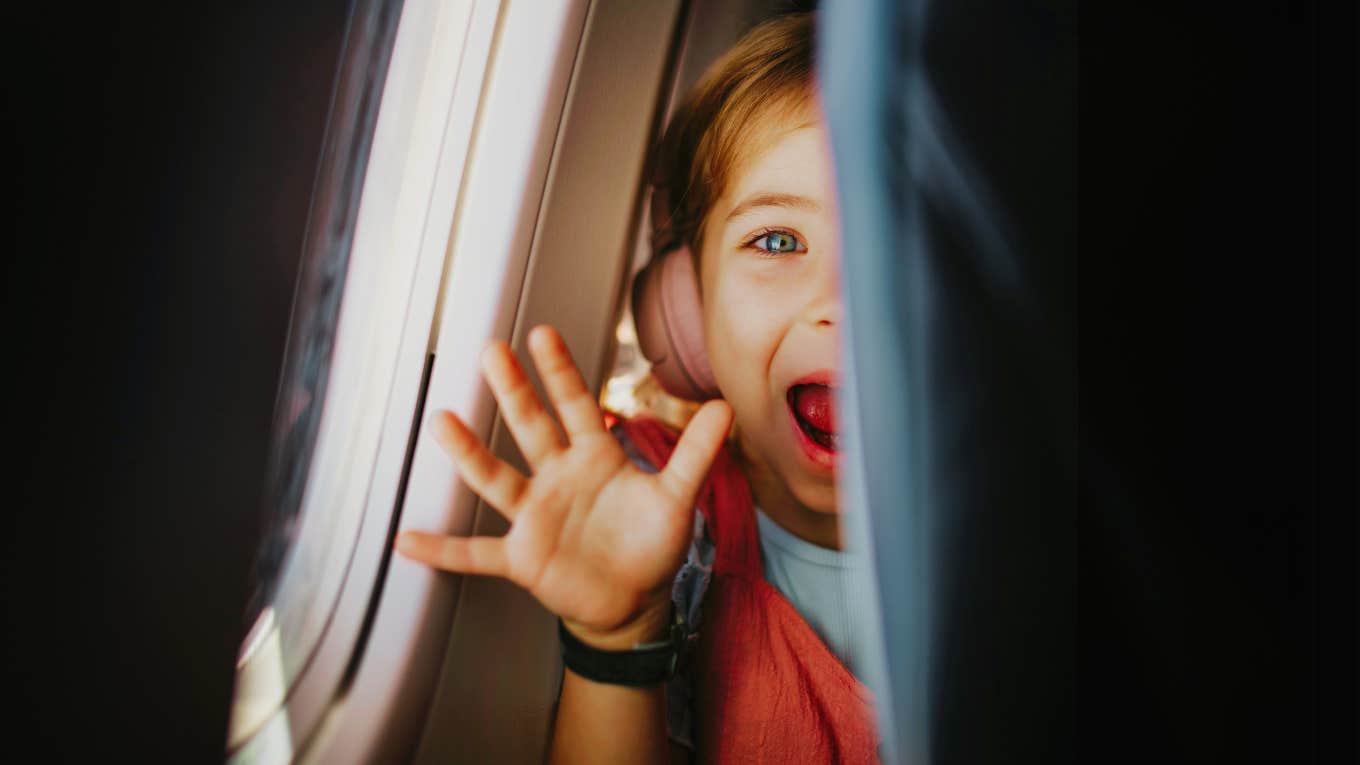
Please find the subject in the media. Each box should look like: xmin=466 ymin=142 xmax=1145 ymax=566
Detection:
xmin=1079 ymin=2 xmax=1354 ymax=762
xmin=5 ymin=1 xmax=348 ymax=760
xmin=1 ymin=0 xmax=1353 ymax=762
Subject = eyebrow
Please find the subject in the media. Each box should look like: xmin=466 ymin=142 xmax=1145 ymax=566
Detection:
xmin=723 ymin=192 xmax=823 ymax=224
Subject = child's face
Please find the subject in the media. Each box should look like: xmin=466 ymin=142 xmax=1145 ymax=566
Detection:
xmin=698 ymin=111 xmax=842 ymax=515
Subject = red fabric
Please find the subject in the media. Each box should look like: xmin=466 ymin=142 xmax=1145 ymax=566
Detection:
xmin=616 ymin=415 xmax=881 ymax=764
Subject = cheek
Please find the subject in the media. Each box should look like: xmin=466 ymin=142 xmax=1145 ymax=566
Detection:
xmin=704 ymin=269 xmax=789 ymax=402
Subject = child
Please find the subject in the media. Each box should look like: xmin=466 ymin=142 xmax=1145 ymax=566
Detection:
xmin=397 ymin=12 xmax=877 ymax=763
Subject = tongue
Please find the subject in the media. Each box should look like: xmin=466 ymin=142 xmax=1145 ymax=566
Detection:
xmin=792 ymin=385 xmax=835 ymax=433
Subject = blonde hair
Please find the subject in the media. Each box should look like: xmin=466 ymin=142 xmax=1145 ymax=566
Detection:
xmin=609 ymin=12 xmax=817 ymax=436
xmin=650 ymin=12 xmax=816 ymax=259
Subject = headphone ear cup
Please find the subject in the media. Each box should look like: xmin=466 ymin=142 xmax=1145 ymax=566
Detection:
xmin=631 ymin=246 xmax=720 ymax=401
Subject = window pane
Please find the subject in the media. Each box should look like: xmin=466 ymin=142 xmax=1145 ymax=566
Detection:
xmin=236 ymin=0 xmax=405 ymax=710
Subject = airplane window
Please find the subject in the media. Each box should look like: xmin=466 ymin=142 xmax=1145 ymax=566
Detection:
xmin=231 ymin=0 xmax=405 ymax=747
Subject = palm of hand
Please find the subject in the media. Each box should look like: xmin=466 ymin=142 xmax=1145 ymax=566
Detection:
xmin=503 ymin=432 xmax=696 ymax=631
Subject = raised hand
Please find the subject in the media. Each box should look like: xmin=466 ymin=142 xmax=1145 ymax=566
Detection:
xmin=395 ymin=325 xmax=732 ymax=647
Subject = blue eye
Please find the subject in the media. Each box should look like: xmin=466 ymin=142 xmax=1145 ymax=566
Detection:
xmin=750 ymin=230 xmax=804 ymax=256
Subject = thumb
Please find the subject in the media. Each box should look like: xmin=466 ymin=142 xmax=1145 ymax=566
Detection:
xmin=659 ymin=400 xmax=733 ymax=499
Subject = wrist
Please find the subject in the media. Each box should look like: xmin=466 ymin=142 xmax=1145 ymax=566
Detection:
xmin=562 ymin=596 xmax=673 ymax=651
xmin=558 ymin=598 xmax=687 ymax=688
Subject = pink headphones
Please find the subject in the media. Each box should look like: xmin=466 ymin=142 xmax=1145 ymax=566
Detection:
xmin=630 ymin=181 xmax=721 ymax=402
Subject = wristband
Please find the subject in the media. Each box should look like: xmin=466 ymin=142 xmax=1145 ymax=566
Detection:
xmin=558 ymin=608 xmax=690 ymax=687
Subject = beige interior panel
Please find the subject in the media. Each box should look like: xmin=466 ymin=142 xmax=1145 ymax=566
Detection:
xmin=412 ymin=1 xmax=685 ymax=762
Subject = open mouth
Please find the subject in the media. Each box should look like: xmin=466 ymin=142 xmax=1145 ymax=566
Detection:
xmin=787 ymin=383 xmax=838 ymax=453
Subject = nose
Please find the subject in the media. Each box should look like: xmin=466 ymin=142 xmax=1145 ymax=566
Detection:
xmin=808 ymin=247 xmax=843 ymax=329
xmin=813 ymin=293 xmax=842 ymax=328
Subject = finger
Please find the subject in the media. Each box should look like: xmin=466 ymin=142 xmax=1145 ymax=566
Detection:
xmin=481 ymin=340 xmax=564 ymax=468
xmin=394 ymin=530 xmax=509 ymax=578
xmin=429 ymin=410 xmax=526 ymax=519
xmin=659 ymin=399 xmax=733 ymax=499
xmin=527 ymin=325 xmax=606 ymax=441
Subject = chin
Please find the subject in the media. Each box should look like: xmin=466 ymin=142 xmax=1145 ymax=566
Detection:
xmin=791 ymin=478 xmax=839 ymax=515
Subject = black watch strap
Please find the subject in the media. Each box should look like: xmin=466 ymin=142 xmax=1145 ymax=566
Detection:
xmin=558 ymin=611 xmax=687 ymax=688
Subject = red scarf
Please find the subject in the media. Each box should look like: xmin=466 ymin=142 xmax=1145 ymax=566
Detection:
xmin=615 ymin=415 xmax=881 ymax=764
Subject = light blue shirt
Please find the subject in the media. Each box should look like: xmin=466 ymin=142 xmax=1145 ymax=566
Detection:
xmin=754 ymin=507 xmax=873 ymax=680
